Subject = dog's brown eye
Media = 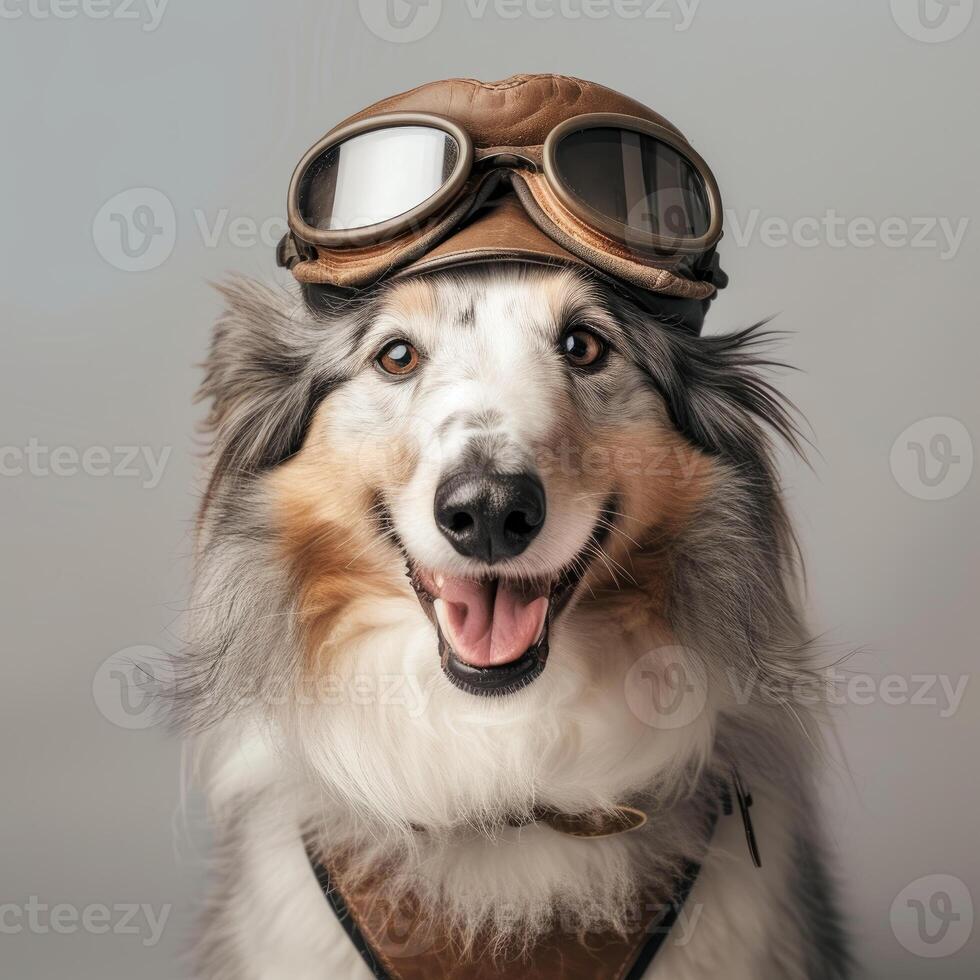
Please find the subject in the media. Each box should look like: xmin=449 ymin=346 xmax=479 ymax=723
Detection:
xmin=377 ymin=340 xmax=420 ymax=376
xmin=561 ymin=329 xmax=606 ymax=368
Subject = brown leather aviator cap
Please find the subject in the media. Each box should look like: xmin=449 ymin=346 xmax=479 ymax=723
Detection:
xmin=280 ymin=74 xmax=727 ymax=329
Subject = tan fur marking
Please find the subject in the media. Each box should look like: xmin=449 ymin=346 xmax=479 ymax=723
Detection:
xmin=380 ymin=277 xmax=437 ymax=324
xmin=267 ymin=406 xmax=407 ymax=676
xmin=561 ymin=415 xmax=718 ymax=612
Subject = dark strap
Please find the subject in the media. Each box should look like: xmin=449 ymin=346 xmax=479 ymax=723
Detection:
xmin=305 ymin=773 xmax=757 ymax=979
xmin=309 ymin=857 xmax=391 ymax=980
xmin=276 ymin=230 xmax=317 ymax=270
xmin=308 ymin=851 xmax=704 ymax=980
xmin=623 ymin=859 xmax=703 ymax=980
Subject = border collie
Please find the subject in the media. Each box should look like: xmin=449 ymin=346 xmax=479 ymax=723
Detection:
xmin=178 ymin=267 xmax=848 ymax=978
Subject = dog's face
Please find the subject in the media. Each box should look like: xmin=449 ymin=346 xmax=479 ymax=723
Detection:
xmin=187 ymin=265 xmax=832 ymax=964
xmin=191 ymin=264 xmax=799 ymax=829
xmin=268 ymin=269 xmax=712 ymax=697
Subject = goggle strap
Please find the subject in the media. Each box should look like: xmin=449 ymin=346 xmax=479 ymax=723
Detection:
xmin=276 ymin=231 xmax=317 ymax=270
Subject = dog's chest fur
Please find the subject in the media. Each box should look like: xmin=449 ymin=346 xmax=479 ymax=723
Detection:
xmin=195 ymin=601 xmax=806 ymax=980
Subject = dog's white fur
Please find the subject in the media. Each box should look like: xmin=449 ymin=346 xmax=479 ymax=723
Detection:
xmin=185 ymin=269 xmax=847 ymax=978
xmin=197 ymin=654 xmax=796 ymax=980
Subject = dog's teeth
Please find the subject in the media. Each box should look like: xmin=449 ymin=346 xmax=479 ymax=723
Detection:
xmin=433 ymin=598 xmax=449 ymax=635
xmin=434 ymin=573 xmax=445 ymax=590
xmin=535 ymin=607 xmax=549 ymax=644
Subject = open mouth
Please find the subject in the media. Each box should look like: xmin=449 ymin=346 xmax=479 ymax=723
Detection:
xmin=406 ymin=503 xmax=614 ymax=696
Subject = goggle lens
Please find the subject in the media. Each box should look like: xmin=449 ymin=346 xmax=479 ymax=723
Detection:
xmin=296 ymin=126 xmax=461 ymax=233
xmin=552 ymin=126 xmax=711 ymax=241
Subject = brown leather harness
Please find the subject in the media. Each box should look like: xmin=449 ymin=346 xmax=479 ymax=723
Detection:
xmin=306 ymin=773 xmax=759 ymax=979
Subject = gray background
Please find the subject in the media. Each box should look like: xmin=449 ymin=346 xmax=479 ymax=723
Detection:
xmin=2 ymin=1 xmax=978 ymax=977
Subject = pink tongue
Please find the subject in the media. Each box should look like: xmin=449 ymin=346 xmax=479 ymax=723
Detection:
xmin=439 ymin=578 xmax=548 ymax=668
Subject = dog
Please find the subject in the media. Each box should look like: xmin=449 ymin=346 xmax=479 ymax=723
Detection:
xmin=178 ymin=264 xmax=849 ymax=978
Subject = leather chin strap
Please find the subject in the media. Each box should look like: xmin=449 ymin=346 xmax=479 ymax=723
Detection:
xmin=305 ymin=770 xmax=760 ymax=980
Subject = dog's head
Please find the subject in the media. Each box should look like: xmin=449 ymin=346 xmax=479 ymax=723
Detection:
xmin=282 ymin=270 xmax=728 ymax=696
xmin=187 ymin=265 xmax=804 ymax=825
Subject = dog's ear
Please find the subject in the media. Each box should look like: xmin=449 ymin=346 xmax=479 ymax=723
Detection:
xmin=639 ymin=321 xmax=803 ymax=466
xmin=198 ymin=278 xmax=341 ymax=485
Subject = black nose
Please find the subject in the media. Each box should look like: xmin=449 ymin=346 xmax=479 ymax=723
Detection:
xmin=434 ymin=471 xmax=546 ymax=563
